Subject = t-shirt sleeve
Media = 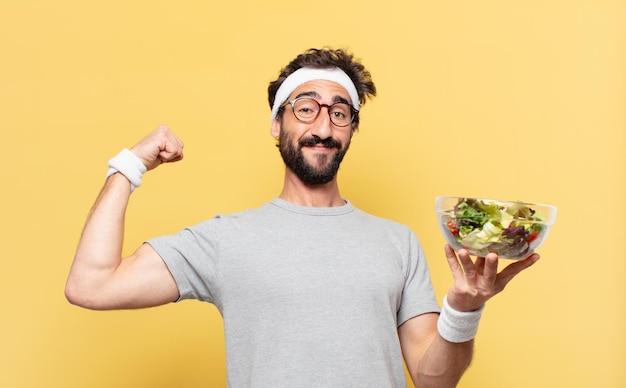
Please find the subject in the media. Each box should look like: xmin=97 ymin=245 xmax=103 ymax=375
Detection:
xmin=146 ymin=219 xmax=219 ymax=304
xmin=397 ymin=230 xmax=441 ymax=326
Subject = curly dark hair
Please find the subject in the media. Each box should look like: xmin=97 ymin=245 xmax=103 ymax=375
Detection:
xmin=268 ymin=48 xmax=377 ymax=127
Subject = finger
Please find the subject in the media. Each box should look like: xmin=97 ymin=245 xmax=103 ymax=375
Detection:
xmin=164 ymin=126 xmax=185 ymax=149
xmin=130 ymin=125 xmax=183 ymax=168
xmin=158 ymin=127 xmax=185 ymax=163
xmin=444 ymin=244 xmax=465 ymax=284
xmin=457 ymin=248 xmax=475 ymax=278
xmin=481 ymin=253 xmax=499 ymax=287
xmin=494 ymin=253 xmax=540 ymax=293
xmin=474 ymin=256 xmax=486 ymax=276
xmin=159 ymin=146 xmax=184 ymax=163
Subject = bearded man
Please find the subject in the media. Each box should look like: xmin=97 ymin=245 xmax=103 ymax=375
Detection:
xmin=66 ymin=48 xmax=539 ymax=388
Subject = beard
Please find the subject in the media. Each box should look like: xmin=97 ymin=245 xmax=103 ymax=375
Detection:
xmin=277 ymin=128 xmax=350 ymax=186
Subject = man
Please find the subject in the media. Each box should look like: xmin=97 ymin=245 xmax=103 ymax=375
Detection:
xmin=65 ymin=48 xmax=539 ymax=387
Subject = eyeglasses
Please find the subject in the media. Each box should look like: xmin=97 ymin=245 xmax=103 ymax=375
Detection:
xmin=284 ymin=97 xmax=358 ymax=127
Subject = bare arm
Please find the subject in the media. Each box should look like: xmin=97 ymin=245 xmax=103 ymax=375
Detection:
xmin=65 ymin=125 xmax=184 ymax=310
xmin=399 ymin=245 xmax=540 ymax=387
xmin=399 ymin=313 xmax=473 ymax=388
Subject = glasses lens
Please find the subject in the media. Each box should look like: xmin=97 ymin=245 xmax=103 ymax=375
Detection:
xmin=328 ymin=103 xmax=352 ymax=126
xmin=292 ymin=98 xmax=320 ymax=122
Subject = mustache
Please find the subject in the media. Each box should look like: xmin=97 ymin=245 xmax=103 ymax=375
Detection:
xmin=299 ymin=136 xmax=342 ymax=149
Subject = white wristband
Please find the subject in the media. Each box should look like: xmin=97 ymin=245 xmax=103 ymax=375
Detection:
xmin=106 ymin=149 xmax=147 ymax=192
xmin=437 ymin=295 xmax=484 ymax=343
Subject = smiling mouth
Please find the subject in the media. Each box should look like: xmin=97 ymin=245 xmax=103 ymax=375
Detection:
xmin=299 ymin=136 xmax=341 ymax=149
xmin=304 ymin=144 xmax=334 ymax=151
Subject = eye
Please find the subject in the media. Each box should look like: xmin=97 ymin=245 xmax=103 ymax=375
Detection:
xmin=329 ymin=103 xmax=350 ymax=118
xmin=293 ymin=99 xmax=319 ymax=117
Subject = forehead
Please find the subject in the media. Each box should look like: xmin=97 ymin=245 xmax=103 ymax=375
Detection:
xmin=288 ymin=80 xmax=351 ymax=102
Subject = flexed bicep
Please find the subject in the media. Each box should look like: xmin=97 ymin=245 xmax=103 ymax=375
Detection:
xmin=95 ymin=243 xmax=180 ymax=310
xmin=66 ymin=126 xmax=184 ymax=310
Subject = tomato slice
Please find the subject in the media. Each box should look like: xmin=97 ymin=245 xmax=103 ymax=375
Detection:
xmin=447 ymin=220 xmax=460 ymax=236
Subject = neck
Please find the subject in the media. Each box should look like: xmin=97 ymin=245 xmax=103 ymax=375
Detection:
xmin=278 ymin=170 xmax=344 ymax=207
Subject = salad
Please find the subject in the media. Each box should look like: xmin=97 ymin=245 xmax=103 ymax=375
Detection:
xmin=443 ymin=198 xmax=546 ymax=258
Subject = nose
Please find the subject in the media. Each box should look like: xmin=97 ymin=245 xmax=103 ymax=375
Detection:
xmin=309 ymin=106 xmax=333 ymax=139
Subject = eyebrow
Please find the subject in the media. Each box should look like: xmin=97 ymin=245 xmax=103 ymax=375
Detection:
xmin=293 ymin=91 xmax=319 ymax=100
xmin=293 ymin=90 xmax=351 ymax=105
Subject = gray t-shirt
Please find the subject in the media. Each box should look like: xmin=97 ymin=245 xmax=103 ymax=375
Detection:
xmin=148 ymin=198 xmax=440 ymax=388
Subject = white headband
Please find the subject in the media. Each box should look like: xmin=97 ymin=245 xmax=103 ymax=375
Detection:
xmin=270 ymin=67 xmax=360 ymax=124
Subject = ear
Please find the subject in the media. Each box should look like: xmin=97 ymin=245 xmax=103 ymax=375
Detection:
xmin=271 ymin=117 xmax=281 ymax=138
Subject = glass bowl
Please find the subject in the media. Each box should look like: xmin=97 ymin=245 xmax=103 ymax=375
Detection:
xmin=435 ymin=196 xmax=557 ymax=260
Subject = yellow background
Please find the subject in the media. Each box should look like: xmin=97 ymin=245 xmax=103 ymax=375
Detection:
xmin=1 ymin=0 xmax=624 ymax=387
